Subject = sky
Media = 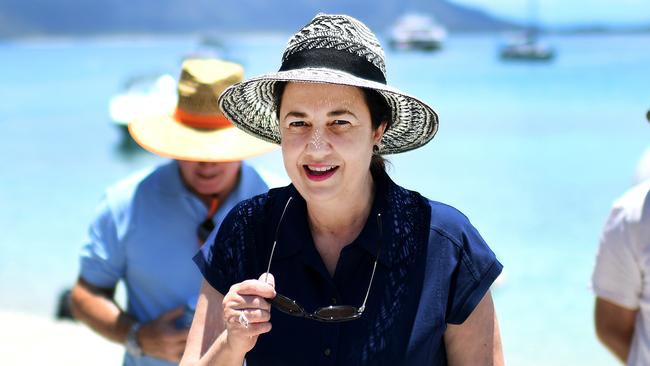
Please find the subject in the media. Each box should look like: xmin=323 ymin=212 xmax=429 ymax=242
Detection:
xmin=450 ymin=0 xmax=650 ymax=26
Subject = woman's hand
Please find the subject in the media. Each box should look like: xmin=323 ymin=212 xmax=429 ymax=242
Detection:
xmin=222 ymin=273 xmax=276 ymax=355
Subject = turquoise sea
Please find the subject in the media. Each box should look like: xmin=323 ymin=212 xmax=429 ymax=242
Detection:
xmin=1 ymin=32 xmax=650 ymax=365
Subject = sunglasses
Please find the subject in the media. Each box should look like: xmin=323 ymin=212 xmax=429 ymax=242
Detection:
xmin=264 ymin=197 xmax=384 ymax=322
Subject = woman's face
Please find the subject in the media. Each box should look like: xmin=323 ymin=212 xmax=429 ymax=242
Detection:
xmin=278 ymin=82 xmax=384 ymax=203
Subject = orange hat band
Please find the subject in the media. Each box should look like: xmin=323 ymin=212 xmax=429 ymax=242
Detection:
xmin=174 ymin=108 xmax=234 ymax=129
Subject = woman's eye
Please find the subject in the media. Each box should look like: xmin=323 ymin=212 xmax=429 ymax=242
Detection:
xmin=333 ymin=120 xmax=350 ymax=126
xmin=288 ymin=121 xmax=307 ymax=127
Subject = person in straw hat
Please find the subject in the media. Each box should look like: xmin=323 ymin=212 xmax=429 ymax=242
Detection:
xmin=70 ymin=58 xmax=276 ymax=366
xmin=183 ymin=14 xmax=504 ymax=366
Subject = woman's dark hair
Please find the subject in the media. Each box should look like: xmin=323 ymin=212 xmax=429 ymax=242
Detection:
xmin=362 ymin=87 xmax=392 ymax=174
xmin=273 ymin=81 xmax=392 ymax=174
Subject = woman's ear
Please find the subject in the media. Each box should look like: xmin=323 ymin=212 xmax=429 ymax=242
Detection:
xmin=373 ymin=121 xmax=388 ymax=144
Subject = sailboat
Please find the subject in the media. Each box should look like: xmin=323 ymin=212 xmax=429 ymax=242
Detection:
xmin=389 ymin=13 xmax=447 ymax=51
xmin=499 ymin=0 xmax=555 ymax=61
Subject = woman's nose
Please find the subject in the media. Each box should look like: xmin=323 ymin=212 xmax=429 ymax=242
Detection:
xmin=306 ymin=127 xmax=331 ymax=152
xmin=308 ymin=127 xmax=323 ymax=150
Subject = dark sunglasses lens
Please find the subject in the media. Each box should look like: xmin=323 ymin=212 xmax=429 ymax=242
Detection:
xmin=197 ymin=219 xmax=215 ymax=243
xmin=271 ymin=294 xmax=305 ymax=316
xmin=314 ymin=305 xmax=360 ymax=321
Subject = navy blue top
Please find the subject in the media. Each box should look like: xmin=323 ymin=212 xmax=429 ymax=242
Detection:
xmin=194 ymin=170 xmax=503 ymax=366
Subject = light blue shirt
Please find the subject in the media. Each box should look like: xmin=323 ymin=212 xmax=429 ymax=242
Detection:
xmin=79 ymin=160 xmax=268 ymax=366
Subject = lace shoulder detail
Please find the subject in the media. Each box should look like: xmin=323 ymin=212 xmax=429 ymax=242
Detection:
xmin=200 ymin=186 xmax=295 ymax=293
xmin=382 ymin=182 xmax=431 ymax=266
xmin=356 ymin=179 xmax=432 ymax=363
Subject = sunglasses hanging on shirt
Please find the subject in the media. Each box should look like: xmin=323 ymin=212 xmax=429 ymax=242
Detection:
xmin=264 ymin=197 xmax=384 ymax=322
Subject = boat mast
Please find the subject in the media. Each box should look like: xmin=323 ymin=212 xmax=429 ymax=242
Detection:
xmin=527 ymin=0 xmax=539 ymax=42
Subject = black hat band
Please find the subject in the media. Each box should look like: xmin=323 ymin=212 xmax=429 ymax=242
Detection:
xmin=279 ymin=48 xmax=387 ymax=84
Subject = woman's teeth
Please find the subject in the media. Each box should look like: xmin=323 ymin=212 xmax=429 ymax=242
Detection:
xmin=309 ymin=166 xmax=335 ymax=172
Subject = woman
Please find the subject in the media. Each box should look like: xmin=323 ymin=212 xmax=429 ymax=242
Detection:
xmin=182 ymin=13 xmax=504 ymax=366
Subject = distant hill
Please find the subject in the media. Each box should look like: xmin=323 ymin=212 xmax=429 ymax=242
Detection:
xmin=0 ymin=0 xmax=519 ymax=37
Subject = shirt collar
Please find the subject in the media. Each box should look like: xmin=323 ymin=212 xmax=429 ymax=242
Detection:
xmin=271 ymin=169 xmax=422 ymax=268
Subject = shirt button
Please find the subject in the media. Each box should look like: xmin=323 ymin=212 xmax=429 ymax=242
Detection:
xmin=324 ymin=348 xmax=332 ymax=357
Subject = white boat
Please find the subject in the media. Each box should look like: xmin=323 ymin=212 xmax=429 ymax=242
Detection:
xmin=389 ymin=13 xmax=447 ymax=51
xmin=108 ymin=73 xmax=177 ymax=138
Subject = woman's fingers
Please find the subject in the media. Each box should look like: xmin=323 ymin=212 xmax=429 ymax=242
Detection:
xmin=232 ymin=278 xmax=276 ymax=298
xmin=223 ymin=307 xmax=271 ymax=325
xmin=219 ymin=275 xmax=276 ymax=354
xmin=259 ymin=272 xmax=275 ymax=288
xmin=224 ymin=310 xmax=273 ymax=334
xmin=240 ymin=295 xmax=271 ymax=311
xmin=240 ymin=308 xmax=272 ymax=324
xmin=224 ymin=294 xmax=271 ymax=311
xmin=222 ymin=274 xmax=276 ymax=316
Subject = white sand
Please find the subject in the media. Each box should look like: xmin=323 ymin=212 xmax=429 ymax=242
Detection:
xmin=0 ymin=310 xmax=123 ymax=365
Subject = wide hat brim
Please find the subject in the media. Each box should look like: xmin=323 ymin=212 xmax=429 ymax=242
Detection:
xmin=219 ymin=67 xmax=439 ymax=155
xmin=128 ymin=114 xmax=278 ymax=162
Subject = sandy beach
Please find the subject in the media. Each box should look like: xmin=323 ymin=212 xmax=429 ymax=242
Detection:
xmin=0 ymin=310 xmax=123 ymax=365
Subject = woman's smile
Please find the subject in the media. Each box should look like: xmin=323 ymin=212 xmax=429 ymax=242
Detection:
xmin=303 ymin=164 xmax=339 ymax=181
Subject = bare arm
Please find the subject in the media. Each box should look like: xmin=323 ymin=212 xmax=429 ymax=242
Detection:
xmin=70 ymin=277 xmax=189 ymax=362
xmin=444 ymin=291 xmax=504 ymax=366
xmin=181 ymin=276 xmax=275 ymax=366
xmin=70 ymin=277 xmax=133 ymax=343
xmin=595 ymin=297 xmax=638 ymax=363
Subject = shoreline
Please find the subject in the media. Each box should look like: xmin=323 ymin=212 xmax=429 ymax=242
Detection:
xmin=0 ymin=310 xmax=122 ymax=365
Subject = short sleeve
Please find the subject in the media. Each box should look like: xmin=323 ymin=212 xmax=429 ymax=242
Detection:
xmin=79 ymin=198 xmax=126 ymax=288
xmin=592 ymin=205 xmax=642 ymax=309
xmin=194 ymin=199 xmax=259 ymax=296
xmin=443 ymin=217 xmax=503 ymax=325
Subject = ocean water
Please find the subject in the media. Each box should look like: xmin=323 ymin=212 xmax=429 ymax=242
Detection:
xmin=1 ymin=32 xmax=650 ymax=365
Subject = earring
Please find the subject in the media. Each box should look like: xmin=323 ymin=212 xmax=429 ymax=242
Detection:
xmin=373 ymin=144 xmax=380 ymax=154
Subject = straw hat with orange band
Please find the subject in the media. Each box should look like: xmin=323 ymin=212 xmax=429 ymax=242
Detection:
xmin=128 ymin=58 xmax=277 ymax=162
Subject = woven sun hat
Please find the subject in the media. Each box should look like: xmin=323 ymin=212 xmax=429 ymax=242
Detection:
xmin=218 ymin=13 xmax=439 ymax=155
xmin=128 ymin=58 xmax=277 ymax=162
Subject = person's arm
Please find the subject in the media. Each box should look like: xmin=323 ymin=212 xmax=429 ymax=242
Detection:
xmin=70 ymin=277 xmax=188 ymax=362
xmin=180 ymin=275 xmax=275 ymax=366
xmin=591 ymin=192 xmax=644 ymax=363
xmin=70 ymin=277 xmax=131 ymax=343
xmin=595 ymin=297 xmax=638 ymax=363
xmin=444 ymin=291 xmax=504 ymax=366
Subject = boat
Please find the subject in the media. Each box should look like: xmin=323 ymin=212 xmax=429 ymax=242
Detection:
xmin=389 ymin=13 xmax=447 ymax=51
xmin=499 ymin=0 xmax=555 ymax=62
xmin=499 ymin=32 xmax=555 ymax=61
xmin=108 ymin=73 xmax=177 ymax=143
